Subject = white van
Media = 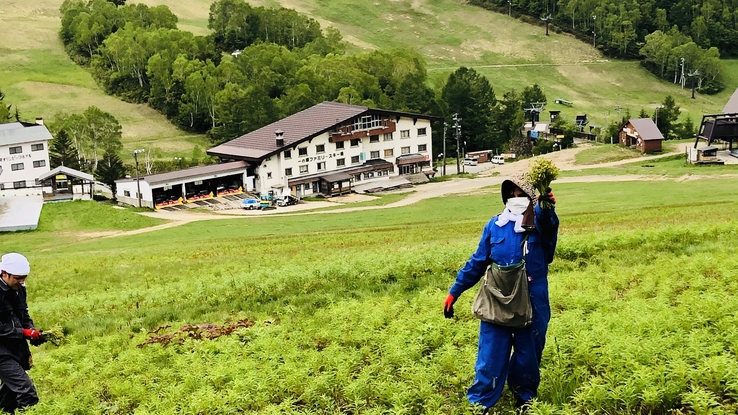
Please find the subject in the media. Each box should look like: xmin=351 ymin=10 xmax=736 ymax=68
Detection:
xmin=463 ymin=157 xmax=478 ymax=166
xmin=491 ymin=155 xmax=505 ymax=165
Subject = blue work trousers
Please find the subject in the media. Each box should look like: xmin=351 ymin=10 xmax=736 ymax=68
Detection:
xmin=467 ymin=278 xmax=551 ymax=408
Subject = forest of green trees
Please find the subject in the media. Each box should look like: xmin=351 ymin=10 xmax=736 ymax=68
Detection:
xmin=59 ymin=0 xmax=560 ymax=159
xmin=469 ymin=0 xmax=730 ymax=93
xmin=55 ymin=0 xmax=707 ymax=167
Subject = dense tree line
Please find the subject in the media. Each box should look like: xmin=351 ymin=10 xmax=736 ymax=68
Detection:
xmin=602 ymin=94 xmax=695 ymax=142
xmin=49 ymin=106 xmax=123 ymax=172
xmin=59 ymin=0 xmax=558 ymax=159
xmin=640 ymin=29 xmax=723 ymax=93
xmin=469 ymin=0 xmax=730 ymax=93
xmin=208 ymin=0 xmax=326 ymax=52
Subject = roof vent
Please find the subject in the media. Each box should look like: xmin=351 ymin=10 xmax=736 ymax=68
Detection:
xmin=275 ymin=130 xmax=284 ymax=147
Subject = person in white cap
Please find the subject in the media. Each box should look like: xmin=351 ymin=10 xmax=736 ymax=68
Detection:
xmin=0 ymin=253 xmax=46 ymax=413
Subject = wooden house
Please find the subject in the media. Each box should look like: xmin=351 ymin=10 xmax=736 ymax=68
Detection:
xmin=620 ymin=118 xmax=663 ymax=153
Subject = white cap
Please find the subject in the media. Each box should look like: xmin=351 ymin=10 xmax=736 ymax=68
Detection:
xmin=0 ymin=253 xmax=30 ymax=276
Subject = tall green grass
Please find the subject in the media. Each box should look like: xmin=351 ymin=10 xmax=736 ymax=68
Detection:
xmin=4 ymin=178 xmax=738 ymax=414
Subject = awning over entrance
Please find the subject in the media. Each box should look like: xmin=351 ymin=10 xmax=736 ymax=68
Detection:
xmin=38 ymin=166 xmax=94 ymax=182
xmin=396 ymin=153 xmax=429 ymax=165
xmin=320 ymin=172 xmax=352 ymax=183
xmin=288 ymin=160 xmax=391 ymax=187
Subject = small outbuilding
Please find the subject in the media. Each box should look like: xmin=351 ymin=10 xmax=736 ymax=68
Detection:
xmin=686 ymin=145 xmax=724 ymax=164
xmin=466 ymin=150 xmax=493 ymax=163
xmin=38 ymin=166 xmax=95 ymax=202
xmin=115 ymin=161 xmax=251 ymax=209
xmin=619 ymin=118 xmax=663 ymax=153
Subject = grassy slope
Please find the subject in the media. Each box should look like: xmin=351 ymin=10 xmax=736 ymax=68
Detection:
xmin=0 ymin=2 xmax=211 ymax=163
xmin=133 ymin=0 xmax=738 ymax=129
xmin=2 ymin=0 xmax=735 ymax=165
xmin=5 ymin=177 xmax=738 ymax=413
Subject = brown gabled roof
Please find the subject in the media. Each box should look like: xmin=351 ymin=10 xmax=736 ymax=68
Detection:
xmin=723 ymin=88 xmax=738 ymax=113
xmin=629 ymin=118 xmax=664 ymax=140
xmin=208 ymin=101 xmax=443 ymax=161
xmin=208 ymin=102 xmax=368 ymax=160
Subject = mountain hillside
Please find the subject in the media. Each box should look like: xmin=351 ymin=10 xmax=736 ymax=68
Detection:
xmin=1 ymin=0 xmax=736 ymax=159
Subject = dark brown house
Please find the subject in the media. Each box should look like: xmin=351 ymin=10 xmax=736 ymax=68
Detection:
xmin=619 ymin=118 xmax=663 ymax=153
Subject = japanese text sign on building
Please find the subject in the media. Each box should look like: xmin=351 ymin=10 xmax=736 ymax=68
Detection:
xmin=0 ymin=154 xmax=31 ymax=162
xmin=298 ymin=151 xmax=344 ymax=164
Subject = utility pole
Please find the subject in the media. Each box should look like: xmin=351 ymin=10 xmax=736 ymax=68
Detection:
xmin=442 ymin=122 xmax=447 ymax=176
xmin=133 ymin=149 xmax=145 ymax=208
xmin=541 ymin=14 xmax=552 ymax=36
xmin=462 ymin=140 xmax=467 ymax=174
xmin=688 ymin=69 xmax=700 ymax=99
xmin=507 ymin=0 xmax=511 ymax=16
xmin=654 ymin=105 xmax=664 ymax=130
xmin=592 ymin=15 xmax=596 ymax=48
xmin=452 ymin=113 xmax=462 ymax=175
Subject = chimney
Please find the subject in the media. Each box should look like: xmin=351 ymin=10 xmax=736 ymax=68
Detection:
xmin=275 ymin=130 xmax=284 ymax=147
xmin=35 ymin=117 xmax=44 ymax=125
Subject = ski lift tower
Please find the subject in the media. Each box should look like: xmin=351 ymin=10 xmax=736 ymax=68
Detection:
xmin=695 ymin=87 xmax=738 ymax=153
xmin=524 ymin=101 xmax=546 ymax=127
xmin=541 ymin=14 xmax=552 ymax=35
xmin=575 ymin=114 xmax=589 ymax=132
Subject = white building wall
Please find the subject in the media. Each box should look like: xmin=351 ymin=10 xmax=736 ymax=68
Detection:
xmin=0 ymin=140 xmax=50 ymax=190
xmin=116 ymin=180 xmax=153 ymax=202
xmin=254 ymin=116 xmax=433 ymax=195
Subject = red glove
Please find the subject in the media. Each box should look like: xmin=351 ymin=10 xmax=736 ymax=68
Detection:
xmin=443 ymin=294 xmax=456 ymax=319
xmin=23 ymin=328 xmax=40 ymax=340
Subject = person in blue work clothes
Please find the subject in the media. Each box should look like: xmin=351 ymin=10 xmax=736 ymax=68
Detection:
xmin=443 ymin=173 xmax=559 ymax=413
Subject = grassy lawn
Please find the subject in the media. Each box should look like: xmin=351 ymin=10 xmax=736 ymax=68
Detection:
xmin=5 ymin=201 xmax=166 ymax=253
xmin=0 ymin=1 xmax=211 ymax=164
xmin=292 ymin=192 xmax=412 ymax=212
xmin=3 ymin=177 xmax=738 ymax=413
xmin=573 ymin=143 xmax=643 ymax=165
xmin=561 ymin=152 xmax=738 ymax=177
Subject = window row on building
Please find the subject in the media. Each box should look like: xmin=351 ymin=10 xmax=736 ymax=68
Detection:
xmin=9 ymin=160 xmax=47 ymax=171
xmin=6 ymin=143 xmax=44 ymax=155
xmin=284 ymin=130 xmax=428 ymax=159
xmin=281 ymin=144 xmax=427 ymax=178
xmin=0 ymin=180 xmax=30 ymax=190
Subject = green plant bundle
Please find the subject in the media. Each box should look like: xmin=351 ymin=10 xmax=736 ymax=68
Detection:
xmin=42 ymin=325 xmax=66 ymax=346
xmin=527 ymin=158 xmax=560 ymax=208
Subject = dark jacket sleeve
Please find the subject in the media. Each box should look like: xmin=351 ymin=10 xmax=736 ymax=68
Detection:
xmin=534 ymin=204 xmax=559 ymax=264
xmin=18 ymin=288 xmax=35 ymax=330
xmin=0 ymin=294 xmax=24 ymax=339
xmin=448 ymin=219 xmax=494 ymax=298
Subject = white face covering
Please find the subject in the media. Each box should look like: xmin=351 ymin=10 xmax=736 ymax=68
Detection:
xmin=506 ymin=197 xmax=530 ymax=215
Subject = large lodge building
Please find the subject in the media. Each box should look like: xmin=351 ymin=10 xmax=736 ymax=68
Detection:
xmin=208 ymin=101 xmax=439 ymax=197
xmin=116 ymin=102 xmax=439 ymax=208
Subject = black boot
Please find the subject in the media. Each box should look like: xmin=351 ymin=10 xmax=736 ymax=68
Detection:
xmin=514 ymin=396 xmax=531 ymax=414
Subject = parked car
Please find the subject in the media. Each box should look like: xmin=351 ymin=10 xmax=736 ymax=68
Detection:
xmin=491 ymin=155 xmax=505 ymax=165
xmin=276 ymin=195 xmax=298 ymax=207
xmin=463 ymin=157 xmax=478 ymax=166
xmin=242 ymin=198 xmax=259 ymax=210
